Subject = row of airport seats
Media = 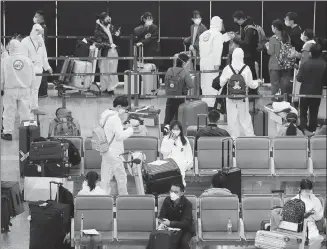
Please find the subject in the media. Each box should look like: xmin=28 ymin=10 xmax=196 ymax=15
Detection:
xmin=80 ymin=135 xmax=326 ymax=178
xmin=72 ymin=194 xmax=326 ymax=248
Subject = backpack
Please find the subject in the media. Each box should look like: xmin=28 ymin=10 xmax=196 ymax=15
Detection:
xmin=244 ymin=24 xmax=267 ymax=51
xmin=227 ymin=65 xmax=247 ymax=100
xmin=165 ymin=68 xmax=185 ymax=96
xmin=282 ymin=198 xmax=306 ymax=232
xmin=49 ymin=137 xmax=81 ymax=166
xmin=91 ymin=113 xmax=115 ymax=153
xmin=275 ymin=36 xmax=296 ymax=70
xmin=53 ymin=118 xmax=80 ymax=136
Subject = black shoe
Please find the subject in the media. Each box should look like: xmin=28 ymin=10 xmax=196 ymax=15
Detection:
xmin=1 ymin=133 xmax=12 ymax=141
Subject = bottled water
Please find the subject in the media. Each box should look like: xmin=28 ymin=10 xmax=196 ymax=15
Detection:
xmin=227 ymin=218 xmax=232 ymax=234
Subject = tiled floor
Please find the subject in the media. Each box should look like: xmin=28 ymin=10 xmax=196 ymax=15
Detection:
xmin=1 ymin=85 xmax=326 ymax=248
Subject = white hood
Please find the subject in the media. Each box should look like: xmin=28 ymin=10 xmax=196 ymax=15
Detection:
xmin=231 ymin=48 xmax=245 ymax=70
xmin=30 ymin=24 xmax=44 ymax=41
xmin=210 ymin=16 xmax=223 ymax=32
xmin=99 ymin=109 xmax=118 ymax=127
xmin=8 ymin=40 xmax=23 ymax=56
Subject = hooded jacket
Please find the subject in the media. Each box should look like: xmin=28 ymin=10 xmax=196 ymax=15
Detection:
xmin=199 ymin=16 xmax=224 ymax=67
xmin=99 ymin=109 xmax=134 ymax=156
xmin=1 ymin=40 xmax=35 ymax=90
xmin=219 ymin=48 xmax=259 ymax=91
xmin=21 ymin=24 xmax=51 ymax=72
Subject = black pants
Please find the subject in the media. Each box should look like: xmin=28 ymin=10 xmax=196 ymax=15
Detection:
xmin=244 ymin=57 xmax=257 ymax=80
xmin=179 ymin=231 xmax=193 ymax=249
xmin=164 ymin=99 xmax=185 ymax=125
xmin=38 ymin=72 xmax=48 ymax=96
xmin=300 ymin=97 xmax=321 ymax=132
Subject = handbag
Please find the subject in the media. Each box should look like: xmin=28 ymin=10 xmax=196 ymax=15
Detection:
xmin=147 ymin=229 xmax=182 ymax=249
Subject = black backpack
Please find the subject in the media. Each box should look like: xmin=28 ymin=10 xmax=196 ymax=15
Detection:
xmin=49 ymin=137 xmax=81 ymax=166
xmin=165 ymin=68 xmax=185 ymax=96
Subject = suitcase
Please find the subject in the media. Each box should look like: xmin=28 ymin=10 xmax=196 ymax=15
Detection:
xmin=1 ymin=195 xmax=12 ymax=233
xmin=255 ymin=230 xmax=305 ymax=249
xmin=143 ymin=158 xmax=183 ymax=195
xmin=292 ymin=68 xmax=301 ymax=103
xmin=1 ymin=181 xmax=25 ymax=217
xmin=29 ymin=181 xmax=71 ymax=249
xmin=70 ymin=60 xmax=93 ymax=89
xmin=58 ymin=58 xmax=75 ymax=85
xmin=186 ymin=114 xmax=208 ymax=137
xmin=178 ymin=100 xmax=208 ymax=134
xmin=219 ymin=138 xmax=242 ymax=202
xmin=19 ymin=120 xmax=41 ymax=177
xmin=147 ymin=230 xmax=182 ymax=249
xmin=29 ymin=141 xmax=69 ymax=162
xmin=250 ymin=108 xmax=268 ymax=136
xmin=24 ymin=160 xmax=69 ymax=178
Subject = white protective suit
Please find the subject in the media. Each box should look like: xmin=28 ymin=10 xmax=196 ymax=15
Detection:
xmin=219 ymin=48 xmax=259 ymax=138
xmin=292 ymin=193 xmax=324 ymax=249
xmin=199 ymin=16 xmax=224 ymax=107
xmin=21 ymin=24 xmax=51 ymax=110
xmin=100 ymin=109 xmax=134 ymax=195
xmin=160 ymin=136 xmax=193 ymax=186
xmin=1 ymin=43 xmax=9 ymax=59
xmin=77 ymin=181 xmax=106 ymax=195
xmin=1 ymin=40 xmax=35 ymax=134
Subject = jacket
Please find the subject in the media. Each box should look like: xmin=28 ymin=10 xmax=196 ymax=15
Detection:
xmin=99 ymin=109 xmax=134 ymax=156
xmin=287 ymin=25 xmax=303 ymax=53
xmin=94 ymin=20 xmax=121 ymax=57
xmin=1 ymin=41 xmax=35 ymax=90
xmin=299 ymin=40 xmax=316 ymax=66
xmin=21 ymin=36 xmax=51 ymax=72
xmin=77 ymin=182 xmax=106 ymax=196
xmin=158 ymin=195 xmax=194 ymax=234
xmin=195 ymin=124 xmax=230 ymax=150
xmin=133 ymin=24 xmax=159 ymax=60
xmin=267 ymin=35 xmax=291 ymax=71
xmin=233 ymin=18 xmax=258 ymax=60
xmin=184 ymin=23 xmax=208 ymax=51
xmin=297 ymin=57 xmax=327 ymax=95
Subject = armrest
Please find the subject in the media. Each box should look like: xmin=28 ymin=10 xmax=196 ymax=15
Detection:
xmin=194 ymin=158 xmax=199 ymax=176
xmin=233 ymin=157 xmax=237 ymax=168
xmin=198 ymin=218 xmax=203 ymax=241
xmin=308 ymin=157 xmax=314 ymax=176
xmin=270 ymin=157 xmax=276 ymax=176
xmin=239 ymin=218 xmax=246 ymax=240
xmin=114 ymin=216 xmax=117 ymax=241
xmin=71 ymin=218 xmax=75 ymax=247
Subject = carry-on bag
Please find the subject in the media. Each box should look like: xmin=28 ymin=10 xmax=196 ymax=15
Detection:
xmin=146 ymin=229 xmax=182 ymax=249
xmin=218 ymin=138 xmax=242 ymax=201
xmin=250 ymin=108 xmax=268 ymax=136
xmin=178 ymin=100 xmax=208 ymax=134
xmin=70 ymin=60 xmax=93 ymax=89
xmin=29 ymin=141 xmax=69 ymax=162
xmin=143 ymin=158 xmax=183 ymax=195
xmin=57 ymin=58 xmax=75 ymax=85
xmin=19 ymin=120 xmax=41 ymax=177
xmin=186 ymin=114 xmax=208 ymax=137
xmin=292 ymin=68 xmax=301 ymax=103
xmin=29 ymin=181 xmax=71 ymax=249
xmin=1 ymin=195 xmax=12 ymax=233
xmin=1 ymin=181 xmax=25 ymax=217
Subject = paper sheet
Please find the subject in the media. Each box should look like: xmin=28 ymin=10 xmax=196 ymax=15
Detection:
xmin=149 ymin=160 xmax=167 ymax=166
xmin=82 ymin=229 xmax=99 ymax=235
xmin=222 ymin=33 xmax=232 ymax=43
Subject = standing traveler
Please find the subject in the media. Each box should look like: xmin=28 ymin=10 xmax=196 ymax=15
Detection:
xmin=266 ymin=19 xmax=293 ymax=96
xmin=219 ymin=48 xmax=261 ymax=138
xmin=295 ymin=29 xmax=316 ymax=66
xmin=164 ymin=53 xmax=194 ymax=125
xmin=1 ymin=40 xmax=35 ymax=141
xmin=94 ymin=12 xmax=121 ymax=95
xmin=100 ymin=95 xmax=134 ymax=195
xmin=21 ymin=24 xmax=52 ymax=115
xmin=284 ymin=12 xmax=303 ymax=53
xmin=297 ymin=44 xmax=326 ymax=134
xmin=199 ymin=16 xmax=225 ymax=110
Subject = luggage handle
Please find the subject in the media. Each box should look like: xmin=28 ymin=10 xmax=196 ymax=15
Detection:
xmin=271 ymin=190 xmax=285 ymax=209
xmin=221 ymin=137 xmax=232 ymax=169
xmin=138 ymin=45 xmax=144 ymax=69
xmin=49 ymin=181 xmax=63 ymax=203
xmin=197 ymin=114 xmax=208 ymax=131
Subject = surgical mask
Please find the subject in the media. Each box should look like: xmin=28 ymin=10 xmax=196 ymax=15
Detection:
xmin=284 ymin=20 xmax=290 ymax=27
xmin=33 ymin=17 xmax=38 ymax=24
xmin=145 ymin=20 xmax=153 ymax=26
xmin=172 ymin=130 xmax=180 ymax=137
xmin=301 ymin=190 xmax=312 ymax=198
xmin=193 ymin=18 xmax=201 ymax=25
xmin=118 ymin=108 xmax=126 ymax=115
xmin=170 ymin=192 xmax=179 ymax=201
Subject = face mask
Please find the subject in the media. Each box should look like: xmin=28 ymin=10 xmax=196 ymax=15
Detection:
xmin=172 ymin=130 xmax=180 ymax=137
xmin=301 ymin=190 xmax=312 ymax=198
xmin=145 ymin=20 xmax=153 ymax=26
xmin=33 ymin=17 xmax=38 ymax=24
xmin=284 ymin=20 xmax=290 ymax=27
xmin=170 ymin=192 xmax=179 ymax=201
xmin=193 ymin=18 xmax=201 ymax=25
xmin=118 ymin=108 xmax=126 ymax=115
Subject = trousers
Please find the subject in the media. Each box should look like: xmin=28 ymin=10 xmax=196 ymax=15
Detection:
xmin=300 ymin=97 xmax=321 ymax=132
xmin=164 ymin=99 xmax=185 ymax=125
xmin=31 ymin=67 xmax=43 ymax=110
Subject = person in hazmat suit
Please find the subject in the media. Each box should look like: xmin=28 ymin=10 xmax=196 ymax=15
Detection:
xmin=199 ymin=16 xmax=225 ymax=110
xmin=218 ymin=48 xmax=262 ymax=138
xmin=1 ymin=40 xmax=35 ymax=141
xmin=21 ymin=24 xmax=52 ymax=115
xmin=99 ymin=95 xmax=134 ymax=195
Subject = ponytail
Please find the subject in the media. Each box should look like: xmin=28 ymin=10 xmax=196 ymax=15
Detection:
xmin=85 ymin=171 xmax=99 ymax=191
xmin=286 ymin=122 xmax=297 ymax=136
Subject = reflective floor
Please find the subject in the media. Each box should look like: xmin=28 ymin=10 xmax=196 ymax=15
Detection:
xmin=1 ymin=85 xmax=326 ymax=248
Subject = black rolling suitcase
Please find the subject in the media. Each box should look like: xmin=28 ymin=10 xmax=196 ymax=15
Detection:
xmin=1 ymin=195 xmax=12 ymax=233
xmin=218 ymin=138 xmax=242 ymax=201
xmin=143 ymin=158 xmax=183 ymax=195
xmin=29 ymin=181 xmax=71 ymax=249
xmin=19 ymin=120 xmax=41 ymax=177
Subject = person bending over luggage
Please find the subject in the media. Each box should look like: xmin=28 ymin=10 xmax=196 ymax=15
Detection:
xmin=292 ymin=179 xmax=324 ymax=249
xmin=164 ymin=53 xmax=194 ymax=125
xmin=94 ymin=12 xmax=121 ymax=95
xmin=155 ymin=181 xmax=194 ymax=249
xmin=77 ymin=171 xmax=106 ymax=195
xmin=128 ymin=115 xmax=148 ymax=136
xmin=161 ymin=120 xmax=193 ymax=186
xmin=200 ymin=171 xmax=232 ymax=197
xmin=195 ymin=110 xmax=230 ymax=149
xmin=277 ymin=112 xmax=304 ymax=136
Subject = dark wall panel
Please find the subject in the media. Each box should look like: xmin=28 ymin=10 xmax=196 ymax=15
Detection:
xmin=4 ymin=1 xmax=56 ymax=69
xmin=1 ymin=2 xmax=4 ymax=44
xmin=315 ymin=1 xmax=327 ymax=38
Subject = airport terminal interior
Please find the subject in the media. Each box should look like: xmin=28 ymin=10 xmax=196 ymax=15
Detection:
xmin=1 ymin=1 xmax=326 ymax=249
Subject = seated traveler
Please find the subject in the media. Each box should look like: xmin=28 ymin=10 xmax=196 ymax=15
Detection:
xmin=155 ymin=181 xmax=194 ymax=249
xmin=277 ymin=112 xmax=304 ymax=136
xmin=160 ymin=120 xmax=193 ymax=186
xmin=200 ymin=171 xmax=232 ymax=197
xmin=77 ymin=171 xmax=106 ymax=195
